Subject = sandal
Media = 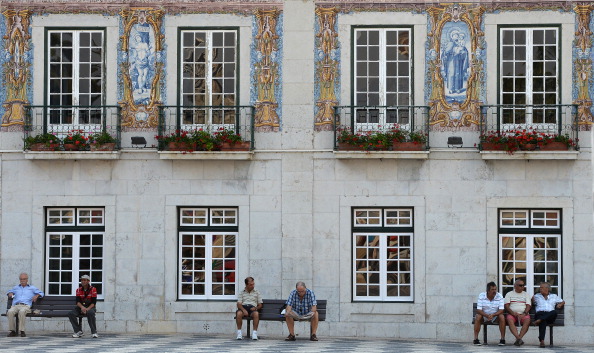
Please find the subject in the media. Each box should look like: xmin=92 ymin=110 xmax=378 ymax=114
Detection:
xmin=285 ymin=334 xmax=296 ymax=341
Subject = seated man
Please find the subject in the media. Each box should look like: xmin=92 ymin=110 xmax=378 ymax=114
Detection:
xmin=473 ymin=281 xmax=506 ymax=346
xmin=284 ymin=281 xmax=318 ymax=342
xmin=68 ymin=274 xmax=99 ymax=338
xmin=6 ymin=272 xmax=44 ymax=337
xmin=504 ymin=279 xmax=532 ymax=346
xmin=235 ymin=276 xmax=262 ymax=340
xmin=532 ymin=282 xmax=564 ymax=348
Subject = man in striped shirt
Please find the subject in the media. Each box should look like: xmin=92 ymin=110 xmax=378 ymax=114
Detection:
xmin=473 ymin=281 xmax=506 ymax=346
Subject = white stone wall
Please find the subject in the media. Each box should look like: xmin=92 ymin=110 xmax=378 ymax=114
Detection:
xmin=1 ymin=0 xmax=593 ymax=344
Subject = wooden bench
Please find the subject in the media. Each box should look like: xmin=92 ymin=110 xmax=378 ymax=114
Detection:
xmin=3 ymin=296 xmax=82 ymax=331
xmin=472 ymin=303 xmax=564 ymax=345
xmin=235 ymin=299 xmax=327 ymax=338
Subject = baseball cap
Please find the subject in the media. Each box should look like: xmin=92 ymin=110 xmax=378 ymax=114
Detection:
xmin=80 ymin=275 xmax=91 ymax=280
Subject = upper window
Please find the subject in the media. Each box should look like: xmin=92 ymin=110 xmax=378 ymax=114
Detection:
xmin=179 ymin=29 xmax=238 ymax=129
xmin=352 ymin=208 xmax=414 ymax=302
xmin=47 ymin=30 xmax=105 ymax=131
xmin=499 ymin=209 xmax=561 ymax=296
xmin=45 ymin=207 xmax=104 ymax=298
xmin=178 ymin=207 xmax=238 ymax=300
xmin=499 ymin=27 xmax=559 ymax=126
xmin=353 ymin=28 xmax=412 ymax=129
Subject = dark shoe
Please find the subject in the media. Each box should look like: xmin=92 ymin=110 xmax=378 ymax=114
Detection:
xmin=20 ymin=331 xmax=26 ymax=337
xmin=514 ymin=339 xmax=521 ymax=346
xmin=7 ymin=331 xmax=17 ymax=337
xmin=473 ymin=339 xmax=481 ymax=346
xmin=519 ymin=339 xmax=525 ymax=346
xmin=285 ymin=334 xmax=296 ymax=341
xmin=498 ymin=339 xmax=505 ymax=346
xmin=310 ymin=334 xmax=318 ymax=341
xmin=540 ymin=340 xmax=546 ymax=348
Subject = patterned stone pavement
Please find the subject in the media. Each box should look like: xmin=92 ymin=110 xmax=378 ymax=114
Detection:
xmin=1 ymin=334 xmax=593 ymax=352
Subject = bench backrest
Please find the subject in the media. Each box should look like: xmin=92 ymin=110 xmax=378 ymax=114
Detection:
xmin=6 ymin=296 xmax=77 ymax=317
xmin=259 ymin=299 xmax=327 ymax=321
xmin=472 ymin=302 xmax=564 ymax=326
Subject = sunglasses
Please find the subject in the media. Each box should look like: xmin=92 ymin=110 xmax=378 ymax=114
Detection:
xmin=516 ymin=284 xmax=525 ymax=287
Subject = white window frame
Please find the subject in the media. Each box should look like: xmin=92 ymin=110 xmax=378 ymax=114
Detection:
xmin=178 ymin=207 xmax=238 ymax=300
xmin=45 ymin=207 xmax=104 ymax=299
xmin=179 ymin=29 xmax=238 ymax=130
xmin=499 ymin=27 xmax=559 ymax=128
xmin=46 ymin=29 xmax=105 ymax=134
xmin=353 ymin=27 xmax=413 ymax=130
xmin=352 ymin=208 xmax=414 ymax=302
xmin=498 ymin=209 xmax=562 ymax=297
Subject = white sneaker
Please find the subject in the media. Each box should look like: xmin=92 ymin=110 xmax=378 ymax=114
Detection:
xmin=236 ymin=332 xmax=243 ymax=340
xmin=252 ymin=332 xmax=258 ymax=340
xmin=72 ymin=331 xmax=83 ymax=338
xmin=92 ymin=333 xmax=99 ymax=338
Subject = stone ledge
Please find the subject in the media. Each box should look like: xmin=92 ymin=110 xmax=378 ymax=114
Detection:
xmin=158 ymin=151 xmax=254 ymax=160
xmin=480 ymin=151 xmax=579 ymax=160
xmin=24 ymin=151 xmax=121 ymax=160
xmin=333 ymin=151 xmax=429 ymax=159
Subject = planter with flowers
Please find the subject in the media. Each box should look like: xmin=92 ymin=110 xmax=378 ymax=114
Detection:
xmin=24 ymin=133 xmax=61 ymax=151
xmin=214 ymin=128 xmax=251 ymax=151
xmin=192 ymin=130 xmax=218 ymax=151
xmin=336 ymin=128 xmax=366 ymax=151
xmin=155 ymin=130 xmax=197 ymax=151
xmin=89 ymin=131 xmax=117 ymax=151
xmin=539 ymin=133 xmax=576 ymax=151
xmin=392 ymin=130 xmax=427 ymax=151
xmin=63 ymin=131 xmax=89 ymax=151
xmin=511 ymin=129 xmax=544 ymax=151
xmin=336 ymin=128 xmax=393 ymax=151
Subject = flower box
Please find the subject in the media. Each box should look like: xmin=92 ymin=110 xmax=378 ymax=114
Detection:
xmin=338 ymin=142 xmax=365 ymax=151
xmin=220 ymin=141 xmax=251 ymax=151
xmin=519 ymin=143 xmax=537 ymax=151
xmin=167 ymin=142 xmax=197 ymax=151
xmin=29 ymin=143 xmax=59 ymax=151
xmin=540 ymin=142 xmax=569 ymax=151
xmin=392 ymin=141 xmax=425 ymax=151
xmin=481 ymin=142 xmax=504 ymax=151
xmin=63 ymin=143 xmax=85 ymax=151
xmin=90 ymin=142 xmax=116 ymax=151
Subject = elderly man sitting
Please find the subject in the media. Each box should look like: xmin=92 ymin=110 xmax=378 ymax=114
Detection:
xmin=532 ymin=282 xmax=564 ymax=348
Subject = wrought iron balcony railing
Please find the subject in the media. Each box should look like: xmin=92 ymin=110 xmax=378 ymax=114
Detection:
xmin=157 ymin=105 xmax=255 ymax=151
xmin=24 ymin=105 xmax=122 ymax=150
xmin=333 ymin=105 xmax=431 ymax=151
xmin=479 ymin=104 xmax=579 ymax=150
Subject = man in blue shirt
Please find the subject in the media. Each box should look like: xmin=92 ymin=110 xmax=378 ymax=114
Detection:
xmin=6 ymin=272 xmax=44 ymax=337
xmin=284 ymin=281 xmax=318 ymax=341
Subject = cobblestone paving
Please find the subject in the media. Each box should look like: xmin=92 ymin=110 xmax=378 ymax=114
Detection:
xmin=1 ymin=334 xmax=593 ymax=352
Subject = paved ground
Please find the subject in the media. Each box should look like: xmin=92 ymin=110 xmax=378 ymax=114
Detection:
xmin=1 ymin=334 xmax=593 ymax=353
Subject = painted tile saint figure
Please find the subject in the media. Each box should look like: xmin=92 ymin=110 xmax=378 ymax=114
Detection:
xmin=128 ymin=10 xmax=155 ymax=106
xmin=441 ymin=24 xmax=470 ymax=103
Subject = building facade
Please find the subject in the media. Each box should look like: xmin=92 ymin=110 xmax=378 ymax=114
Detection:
xmin=0 ymin=0 xmax=593 ymax=344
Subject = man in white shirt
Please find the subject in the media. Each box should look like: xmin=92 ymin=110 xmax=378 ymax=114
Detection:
xmin=473 ymin=281 xmax=506 ymax=346
xmin=532 ymin=282 xmax=564 ymax=348
xmin=504 ymin=279 xmax=532 ymax=346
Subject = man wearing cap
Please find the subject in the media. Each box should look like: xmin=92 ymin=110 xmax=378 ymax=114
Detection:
xmin=68 ymin=274 xmax=99 ymax=338
xmin=6 ymin=272 xmax=44 ymax=337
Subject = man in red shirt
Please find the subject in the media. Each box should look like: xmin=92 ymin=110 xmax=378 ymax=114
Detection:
xmin=68 ymin=274 xmax=98 ymax=338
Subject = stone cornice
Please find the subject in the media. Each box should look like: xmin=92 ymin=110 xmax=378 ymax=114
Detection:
xmin=1 ymin=1 xmax=283 ymax=15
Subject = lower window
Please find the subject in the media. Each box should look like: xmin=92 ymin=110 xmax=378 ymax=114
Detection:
xmin=178 ymin=207 xmax=238 ymax=299
xmin=499 ymin=209 xmax=562 ymax=296
xmin=352 ymin=208 xmax=414 ymax=302
xmin=45 ymin=208 xmax=104 ymax=297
